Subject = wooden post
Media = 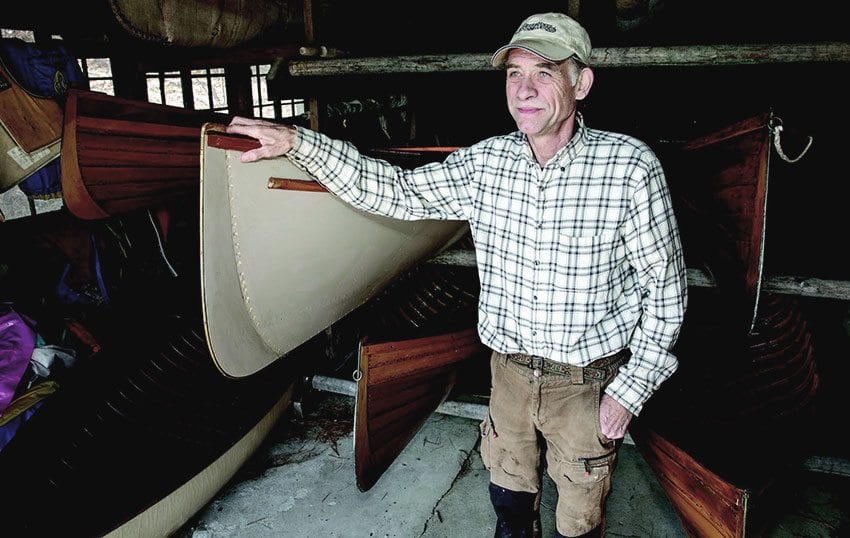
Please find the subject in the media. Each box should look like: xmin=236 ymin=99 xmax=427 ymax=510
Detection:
xmin=302 ymin=0 xmax=320 ymax=131
xmin=225 ymin=65 xmax=253 ymax=117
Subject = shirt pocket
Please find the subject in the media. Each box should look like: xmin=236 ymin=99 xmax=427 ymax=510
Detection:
xmin=553 ymin=230 xmax=618 ymax=293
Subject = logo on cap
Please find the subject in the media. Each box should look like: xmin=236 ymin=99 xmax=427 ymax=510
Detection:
xmin=516 ymin=21 xmax=558 ymax=34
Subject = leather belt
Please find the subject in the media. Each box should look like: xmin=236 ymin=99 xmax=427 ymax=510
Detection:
xmin=506 ymin=348 xmax=630 ymax=380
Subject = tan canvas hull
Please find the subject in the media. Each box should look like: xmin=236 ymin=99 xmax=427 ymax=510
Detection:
xmin=200 ymin=126 xmax=468 ymax=378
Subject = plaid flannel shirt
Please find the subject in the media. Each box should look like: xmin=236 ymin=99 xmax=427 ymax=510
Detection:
xmin=286 ymin=114 xmax=687 ymax=415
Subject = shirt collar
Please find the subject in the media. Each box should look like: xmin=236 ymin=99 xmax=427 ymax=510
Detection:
xmin=552 ymin=111 xmax=587 ymax=167
xmin=519 ymin=112 xmax=588 ymax=168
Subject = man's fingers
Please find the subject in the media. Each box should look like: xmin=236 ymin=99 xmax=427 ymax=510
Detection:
xmin=240 ymin=149 xmax=260 ymax=163
xmin=225 ymin=123 xmax=257 ymax=137
xmin=239 ymin=144 xmax=288 ymax=163
xmin=224 ymin=121 xmax=294 ymax=161
xmin=228 ymin=116 xmax=279 ymax=127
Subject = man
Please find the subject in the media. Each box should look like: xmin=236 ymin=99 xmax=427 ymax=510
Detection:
xmin=226 ymin=12 xmax=687 ymax=538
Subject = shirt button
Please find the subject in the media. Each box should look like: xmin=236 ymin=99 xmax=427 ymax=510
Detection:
xmin=560 ymin=167 xmax=566 ymax=171
xmin=534 ymin=260 xmax=539 ymax=266
xmin=533 ymin=295 xmax=538 ymax=300
xmin=531 ymin=330 xmax=537 ymax=336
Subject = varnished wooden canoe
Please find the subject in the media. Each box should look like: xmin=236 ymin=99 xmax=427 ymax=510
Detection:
xmin=200 ymin=124 xmax=469 ymax=378
xmin=354 ymin=327 xmax=485 ymax=491
xmin=631 ymin=111 xmax=820 ymax=537
xmin=60 ymin=89 xmax=228 ymax=219
xmin=631 ymin=291 xmax=819 ymax=537
xmin=668 ymin=111 xmax=772 ymax=330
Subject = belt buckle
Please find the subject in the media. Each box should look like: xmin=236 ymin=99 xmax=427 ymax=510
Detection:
xmin=528 ymin=356 xmax=544 ymax=378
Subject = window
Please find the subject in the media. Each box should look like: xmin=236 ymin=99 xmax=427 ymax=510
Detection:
xmin=146 ymin=70 xmax=185 ymax=107
xmin=251 ymin=64 xmax=305 ymax=119
xmin=146 ymin=68 xmax=228 ymax=113
xmin=78 ymin=58 xmax=115 ymax=95
xmin=191 ymin=67 xmax=227 ymax=113
xmin=1 ymin=29 xmax=34 ymax=42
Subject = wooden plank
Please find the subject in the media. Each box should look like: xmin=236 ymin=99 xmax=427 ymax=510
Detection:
xmin=78 ymin=148 xmax=199 ymax=168
xmin=78 ymin=134 xmax=199 ymax=155
xmin=76 ymin=116 xmax=201 ymax=139
xmin=80 ymin=176 xmax=198 ymax=198
xmin=80 ymin=167 xmax=197 ymax=183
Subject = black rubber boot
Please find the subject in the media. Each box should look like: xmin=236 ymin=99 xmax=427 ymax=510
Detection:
xmin=490 ymin=482 xmax=538 ymax=538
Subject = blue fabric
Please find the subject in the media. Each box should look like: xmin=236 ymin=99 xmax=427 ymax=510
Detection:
xmin=0 ymin=38 xmax=87 ymax=100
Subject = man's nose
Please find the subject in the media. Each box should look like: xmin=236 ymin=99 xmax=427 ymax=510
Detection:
xmin=516 ymin=76 xmax=537 ymax=98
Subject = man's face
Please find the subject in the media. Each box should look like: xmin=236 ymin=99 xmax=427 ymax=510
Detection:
xmin=504 ymin=49 xmax=585 ymax=139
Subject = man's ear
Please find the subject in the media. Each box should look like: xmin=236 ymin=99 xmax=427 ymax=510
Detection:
xmin=575 ymin=67 xmax=594 ymax=101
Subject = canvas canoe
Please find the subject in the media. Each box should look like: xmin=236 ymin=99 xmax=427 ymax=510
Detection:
xmin=199 ymin=125 xmax=469 ymax=378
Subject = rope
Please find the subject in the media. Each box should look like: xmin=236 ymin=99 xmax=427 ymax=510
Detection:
xmin=769 ymin=117 xmax=813 ymax=163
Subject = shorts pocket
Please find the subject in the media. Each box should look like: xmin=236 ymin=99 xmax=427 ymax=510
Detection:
xmin=562 ymin=452 xmax=615 ymax=485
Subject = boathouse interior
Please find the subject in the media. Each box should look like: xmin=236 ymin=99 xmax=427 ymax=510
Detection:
xmin=1 ymin=1 xmax=849 ymax=536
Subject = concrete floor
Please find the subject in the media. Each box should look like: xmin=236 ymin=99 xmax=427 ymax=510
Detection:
xmin=176 ymin=392 xmax=679 ymax=537
xmin=174 ymin=390 xmax=849 ymax=538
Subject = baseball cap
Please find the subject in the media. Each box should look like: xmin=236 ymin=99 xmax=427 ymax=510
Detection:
xmin=490 ymin=12 xmax=592 ymax=67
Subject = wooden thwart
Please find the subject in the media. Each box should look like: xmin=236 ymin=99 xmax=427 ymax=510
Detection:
xmin=267 ymin=177 xmax=327 ymax=192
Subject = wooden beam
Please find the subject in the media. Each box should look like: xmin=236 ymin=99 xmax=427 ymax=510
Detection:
xmin=427 ymin=249 xmax=850 ymax=300
xmin=286 ymin=42 xmax=850 ymax=77
xmin=761 ymin=276 xmax=850 ymax=300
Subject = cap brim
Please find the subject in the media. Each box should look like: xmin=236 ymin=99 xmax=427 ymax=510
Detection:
xmin=490 ymin=40 xmax=572 ymax=67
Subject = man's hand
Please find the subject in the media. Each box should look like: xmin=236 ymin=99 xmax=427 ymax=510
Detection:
xmin=599 ymin=393 xmax=633 ymax=440
xmin=225 ymin=116 xmax=298 ymax=163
